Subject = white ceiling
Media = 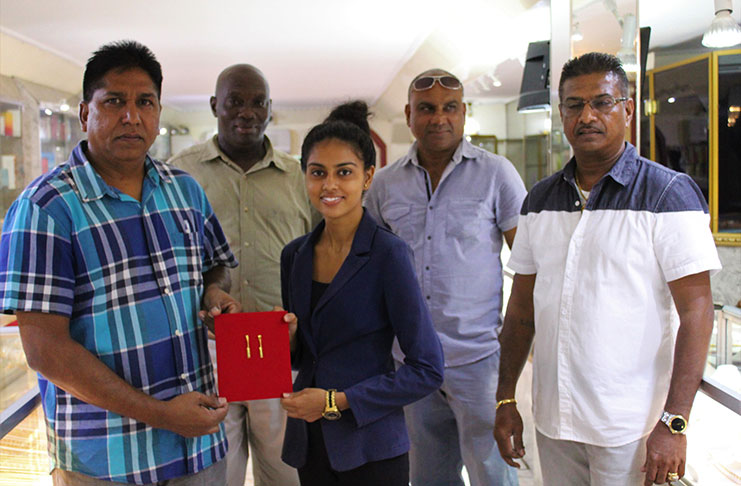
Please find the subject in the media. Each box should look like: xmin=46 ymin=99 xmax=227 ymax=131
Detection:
xmin=0 ymin=0 xmax=739 ymax=112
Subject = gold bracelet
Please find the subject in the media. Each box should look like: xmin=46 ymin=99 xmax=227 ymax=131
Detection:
xmin=496 ymin=398 xmax=517 ymax=410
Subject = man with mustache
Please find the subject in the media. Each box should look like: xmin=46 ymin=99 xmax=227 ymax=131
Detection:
xmin=365 ymin=69 xmax=526 ymax=486
xmin=494 ymin=52 xmax=720 ymax=486
xmin=0 ymin=41 xmax=239 ymax=484
xmin=170 ymin=64 xmax=314 ymax=486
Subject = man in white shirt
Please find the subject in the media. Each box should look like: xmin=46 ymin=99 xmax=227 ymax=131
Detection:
xmin=494 ymin=52 xmax=720 ymax=486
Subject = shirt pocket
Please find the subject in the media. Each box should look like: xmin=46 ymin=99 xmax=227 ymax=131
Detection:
xmin=170 ymin=210 xmax=203 ymax=283
xmin=446 ymin=199 xmax=486 ymax=240
xmin=381 ymin=203 xmax=415 ymax=242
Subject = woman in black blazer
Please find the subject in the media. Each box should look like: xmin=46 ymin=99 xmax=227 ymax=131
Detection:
xmin=279 ymin=101 xmax=444 ymax=486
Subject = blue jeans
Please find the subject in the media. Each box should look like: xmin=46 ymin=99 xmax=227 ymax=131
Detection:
xmin=403 ymin=350 xmax=518 ymax=486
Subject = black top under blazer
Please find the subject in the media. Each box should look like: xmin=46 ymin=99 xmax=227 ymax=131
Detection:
xmin=280 ymin=210 xmax=444 ymax=471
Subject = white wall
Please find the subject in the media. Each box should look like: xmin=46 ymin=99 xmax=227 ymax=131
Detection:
xmin=506 ymin=99 xmax=551 ymax=139
xmin=468 ymin=103 xmax=508 ymax=138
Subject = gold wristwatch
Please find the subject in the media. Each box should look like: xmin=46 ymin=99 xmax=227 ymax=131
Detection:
xmin=322 ymin=389 xmax=341 ymax=420
xmin=660 ymin=411 xmax=687 ymax=435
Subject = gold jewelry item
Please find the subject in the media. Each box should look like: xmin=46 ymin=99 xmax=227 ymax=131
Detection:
xmin=660 ymin=411 xmax=688 ymax=435
xmin=575 ymin=173 xmax=589 ymax=211
xmin=322 ymin=389 xmax=341 ymax=420
xmin=667 ymin=472 xmax=680 ymax=482
xmin=496 ymin=398 xmax=517 ymax=410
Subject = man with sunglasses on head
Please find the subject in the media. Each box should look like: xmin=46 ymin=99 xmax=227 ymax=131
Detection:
xmin=365 ymin=69 xmax=526 ymax=486
xmin=494 ymin=52 xmax=720 ymax=486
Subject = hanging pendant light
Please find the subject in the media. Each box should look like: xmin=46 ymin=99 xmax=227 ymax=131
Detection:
xmin=702 ymin=0 xmax=741 ymax=48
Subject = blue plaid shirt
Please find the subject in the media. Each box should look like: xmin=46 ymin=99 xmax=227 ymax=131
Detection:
xmin=0 ymin=142 xmax=237 ymax=483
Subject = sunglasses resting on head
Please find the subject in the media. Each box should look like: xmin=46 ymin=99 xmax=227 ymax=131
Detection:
xmin=412 ymin=75 xmax=463 ymax=92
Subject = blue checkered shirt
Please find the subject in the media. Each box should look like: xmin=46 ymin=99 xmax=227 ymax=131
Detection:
xmin=0 ymin=142 xmax=237 ymax=483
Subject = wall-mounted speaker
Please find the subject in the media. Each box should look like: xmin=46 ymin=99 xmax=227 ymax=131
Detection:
xmin=518 ymin=40 xmax=550 ymax=113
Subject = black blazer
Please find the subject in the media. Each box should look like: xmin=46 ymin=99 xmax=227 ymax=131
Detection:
xmin=280 ymin=210 xmax=444 ymax=471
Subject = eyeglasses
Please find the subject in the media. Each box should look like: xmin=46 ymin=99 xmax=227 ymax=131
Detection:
xmin=560 ymin=95 xmax=629 ymax=117
xmin=412 ymin=75 xmax=463 ymax=92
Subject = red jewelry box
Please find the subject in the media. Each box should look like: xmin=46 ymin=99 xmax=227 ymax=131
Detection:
xmin=214 ymin=311 xmax=293 ymax=401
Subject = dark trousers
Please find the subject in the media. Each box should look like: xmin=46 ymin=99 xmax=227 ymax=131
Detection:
xmin=298 ymin=420 xmax=409 ymax=486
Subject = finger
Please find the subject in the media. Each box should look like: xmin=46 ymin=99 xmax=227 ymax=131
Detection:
xmin=677 ymin=460 xmax=685 ymax=480
xmin=498 ymin=446 xmax=521 ymax=469
xmin=280 ymin=398 xmax=294 ymax=409
xmin=643 ymin=457 xmax=658 ymax=486
xmin=222 ymin=302 xmax=240 ymax=314
xmin=512 ymin=431 xmax=525 ymax=457
xmin=198 ymin=310 xmax=208 ymax=322
xmin=199 ymin=394 xmax=224 ymax=409
xmin=284 ymin=409 xmax=300 ymax=419
xmin=283 ymin=313 xmax=297 ymax=323
xmin=207 ymin=305 xmax=222 ymax=317
xmin=213 ymin=404 xmax=228 ymax=421
xmin=493 ymin=430 xmax=519 ymax=468
xmin=656 ymin=464 xmax=670 ymax=485
xmin=272 ymin=306 xmax=284 ymax=312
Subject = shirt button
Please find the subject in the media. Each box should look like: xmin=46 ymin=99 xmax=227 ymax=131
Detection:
xmin=427 ymin=236 xmax=432 ymax=240
xmin=428 ymin=205 xmax=433 ymax=210
xmin=244 ymin=280 xmax=249 ymax=286
xmin=425 ymin=266 xmax=430 ymax=271
xmin=575 ymin=200 xmax=580 ymax=207
xmin=244 ymin=242 xmax=250 ymax=247
xmin=163 ymin=287 xmax=171 ymax=295
xmin=244 ymin=207 xmax=249 ymax=212
xmin=175 ymin=329 xmax=182 ymax=337
xmin=180 ymin=373 xmax=187 ymax=380
xmin=426 ymin=295 xmax=431 ymax=300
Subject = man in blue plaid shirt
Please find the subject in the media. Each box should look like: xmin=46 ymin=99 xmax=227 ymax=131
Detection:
xmin=0 ymin=41 xmax=240 ymax=484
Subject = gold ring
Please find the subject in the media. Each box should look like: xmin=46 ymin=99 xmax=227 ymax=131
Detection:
xmin=667 ymin=472 xmax=680 ymax=482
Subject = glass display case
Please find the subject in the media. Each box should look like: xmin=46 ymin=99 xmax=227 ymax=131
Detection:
xmin=0 ymin=322 xmax=48 ymax=485
xmin=0 ymin=101 xmax=24 ymax=224
xmin=38 ymin=105 xmax=83 ymax=174
xmin=646 ymin=49 xmax=741 ymax=245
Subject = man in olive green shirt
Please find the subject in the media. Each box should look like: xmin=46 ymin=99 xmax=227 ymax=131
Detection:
xmin=169 ymin=64 xmax=314 ymax=486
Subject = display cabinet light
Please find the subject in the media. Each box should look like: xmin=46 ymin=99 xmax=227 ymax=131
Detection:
xmin=572 ymin=22 xmax=584 ymax=42
xmin=702 ymin=0 xmax=741 ymax=48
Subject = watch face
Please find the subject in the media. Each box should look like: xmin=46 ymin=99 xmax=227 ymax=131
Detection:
xmin=323 ymin=410 xmax=341 ymax=420
xmin=670 ymin=417 xmax=686 ymax=432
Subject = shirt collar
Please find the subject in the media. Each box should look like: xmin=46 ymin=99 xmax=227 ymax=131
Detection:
xmin=208 ymin=134 xmax=288 ymax=173
xmin=401 ymin=138 xmax=470 ymax=168
xmin=69 ymin=141 xmax=169 ymax=202
xmin=562 ymin=142 xmax=637 ymax=188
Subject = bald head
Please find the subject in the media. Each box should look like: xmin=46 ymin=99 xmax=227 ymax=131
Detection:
xmin=211 ymin=63 xmax=272 ymax=159
xmin=215 ymin=64 xmax=269 ymax=98
xmin=408 ymin=68 xmax=462 ymax=100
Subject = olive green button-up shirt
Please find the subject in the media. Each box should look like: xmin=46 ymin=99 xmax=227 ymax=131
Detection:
xmin=170 ymin=135 xmax=316 ymax=311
